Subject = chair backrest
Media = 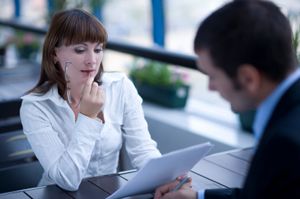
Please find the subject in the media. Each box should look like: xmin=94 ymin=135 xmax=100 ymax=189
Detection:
xmin=0 ymin=99 xmax=22 ymax=133
xmin=0 ymin=99 xmax=43 ymax=194
xmin=0 ymin=130 xmax=36 ymax=169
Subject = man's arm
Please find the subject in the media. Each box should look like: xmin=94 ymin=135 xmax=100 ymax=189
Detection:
xmin=204 ymin=188 xmax=241 ymax=199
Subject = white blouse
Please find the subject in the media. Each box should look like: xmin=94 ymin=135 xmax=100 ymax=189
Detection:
xmin=20 ymin=72 xmax=161 ymax=191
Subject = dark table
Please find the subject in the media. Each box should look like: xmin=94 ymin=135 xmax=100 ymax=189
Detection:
xmin=0 ymin=147 xmax=254 ymax=199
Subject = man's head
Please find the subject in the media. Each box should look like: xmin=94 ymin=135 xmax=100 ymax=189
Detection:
xmin=194 ymin=0 xmax=297 ymax=112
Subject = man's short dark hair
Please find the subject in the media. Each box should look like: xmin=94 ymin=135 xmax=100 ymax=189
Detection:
xmin=194 ymin=0 xmax=297 ymax=82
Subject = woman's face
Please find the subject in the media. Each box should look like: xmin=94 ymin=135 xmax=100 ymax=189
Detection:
xmin=55 ymin=42 xmax=104 ymax=87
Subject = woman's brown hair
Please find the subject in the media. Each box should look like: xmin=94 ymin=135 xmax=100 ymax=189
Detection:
xmin=28 ymin=8 xmax=107 ymax=98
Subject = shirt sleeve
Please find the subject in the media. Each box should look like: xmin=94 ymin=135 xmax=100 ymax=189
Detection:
xmin=20 ymin=100 xmax=103 ymax=191
xmin=121 ymin=77 xmax=161 ymax=168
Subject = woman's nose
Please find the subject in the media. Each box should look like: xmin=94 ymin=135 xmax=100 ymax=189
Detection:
xmin=85 ymin=51 xmax=97 ymax=66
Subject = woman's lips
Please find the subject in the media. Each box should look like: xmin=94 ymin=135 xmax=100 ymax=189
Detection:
xmin=80 ymin=69 xmax=96 ymax=75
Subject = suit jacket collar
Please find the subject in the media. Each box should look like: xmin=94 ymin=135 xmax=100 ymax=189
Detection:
xmin=258 ymin=78 xmax=300 ymax=146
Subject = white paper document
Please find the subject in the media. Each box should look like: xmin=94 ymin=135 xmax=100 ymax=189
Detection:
xmin=107 ymin=142 xmax=213 ymax=199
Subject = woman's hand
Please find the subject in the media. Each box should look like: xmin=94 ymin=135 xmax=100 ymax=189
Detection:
xmin=154 ymin=176 xmax=197 ymax=199
xmin=80 ymin=75 xmax=105 ymax=119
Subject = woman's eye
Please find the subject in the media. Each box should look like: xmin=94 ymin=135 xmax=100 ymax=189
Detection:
xmin=95 ymin=48 xmax=103 ymax=53
xmin=74 ymin=48 xmax=85 ymax=54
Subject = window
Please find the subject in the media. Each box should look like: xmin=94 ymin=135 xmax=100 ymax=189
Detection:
xmin=103 ymin=0 xmax=152 ymax=47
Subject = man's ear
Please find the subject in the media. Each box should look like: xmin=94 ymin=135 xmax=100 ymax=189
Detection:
xmin=237 ymin=64 xmax=261 ymax=95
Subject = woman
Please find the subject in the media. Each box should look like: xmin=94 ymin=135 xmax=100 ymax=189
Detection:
xmin=20 ymin=8 xmax=161 ymax=191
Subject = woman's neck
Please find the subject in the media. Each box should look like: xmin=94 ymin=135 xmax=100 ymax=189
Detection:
xmin=68 ymin=87 xmax=83 ymax=120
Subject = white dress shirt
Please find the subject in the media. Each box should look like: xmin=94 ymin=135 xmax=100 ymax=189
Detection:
xmin=20 ymin=72 xmax=161 ymax=191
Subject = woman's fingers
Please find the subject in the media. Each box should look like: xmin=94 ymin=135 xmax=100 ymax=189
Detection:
xmin=97 ymin=86 xmax=105 ymax=103
xmin=91 ymin=82 xmax=99 ymax=96
xmin=82 ymin=75 xmax=94 ymax=96
xmin=80 ymin=76 xmax=105 ymax=119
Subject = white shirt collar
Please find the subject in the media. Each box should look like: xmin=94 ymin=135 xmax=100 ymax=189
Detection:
xmin=21 ymin=85 xmax=67 ymax=107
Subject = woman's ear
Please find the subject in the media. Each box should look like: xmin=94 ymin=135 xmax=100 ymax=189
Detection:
xmin=53 ymin=49 xmax=59 ymax=64
xmin=237 ymin=64 xmax=262 ymax=95
xmin=53 ymin=58 xmax=58 ymax=64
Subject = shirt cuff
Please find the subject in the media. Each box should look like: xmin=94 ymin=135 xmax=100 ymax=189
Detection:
xmin=198 ymin=190 xmax=205 ymax=199
xmin=76 ymin=113 xmax=103 ymax=141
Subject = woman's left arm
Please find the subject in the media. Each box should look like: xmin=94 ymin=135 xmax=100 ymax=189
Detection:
xmin=121 ymin=77 xmax=161 ymax=168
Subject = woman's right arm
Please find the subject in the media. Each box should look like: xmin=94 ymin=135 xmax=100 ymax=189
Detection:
xmin=20 ymin=100 xmax=103 ymax=191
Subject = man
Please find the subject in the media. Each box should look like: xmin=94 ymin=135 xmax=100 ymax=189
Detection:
xmin=154 ymin=0 xmax=300 ymax=199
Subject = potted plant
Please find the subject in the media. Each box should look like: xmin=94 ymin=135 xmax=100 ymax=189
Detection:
xmin=15 ymin=31 xmax=41 ymax=61
xmin=130 ymin=59 xmax=190 ymax=108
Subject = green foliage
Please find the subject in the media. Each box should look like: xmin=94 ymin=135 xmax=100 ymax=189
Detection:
xmin=15 ymin=31 xmax=39 ymax=48
xmin=289 ymin=13 xmax=300 ymax=63
xmin=15 ymin=31 xmax=41 ymax=60
xmin=293 ymin=27 xmax=300 ymax=63
xmin=130 ymin=60 xmax=187 ymax=87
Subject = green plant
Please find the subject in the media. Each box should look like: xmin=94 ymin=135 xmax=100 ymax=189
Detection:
xmin=289 ymin=13 xmax=300 ymax=63
xmin=15 ymin=31 xmax=40 ymax=60
xmin=130 ymin=59 xmax=190 ymax=108
xmin=293 ymin=26 xmax=300 ymax=63
xmin=130 ymin=59 xmax=188 ymax=87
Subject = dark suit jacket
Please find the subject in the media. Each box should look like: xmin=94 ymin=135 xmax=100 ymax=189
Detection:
xmin=205 ymin=78 xmax=300 ymax=199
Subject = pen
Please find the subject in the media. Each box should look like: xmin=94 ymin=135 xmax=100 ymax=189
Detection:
xmin=171 ymin=176 xmax=190 ymax=192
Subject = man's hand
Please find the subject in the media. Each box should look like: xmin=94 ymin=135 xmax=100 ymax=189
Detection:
xmin=154 ymin=176 xmax=197 ymax=199
xmin=80 ymin=75 xmax=105 ymax=119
